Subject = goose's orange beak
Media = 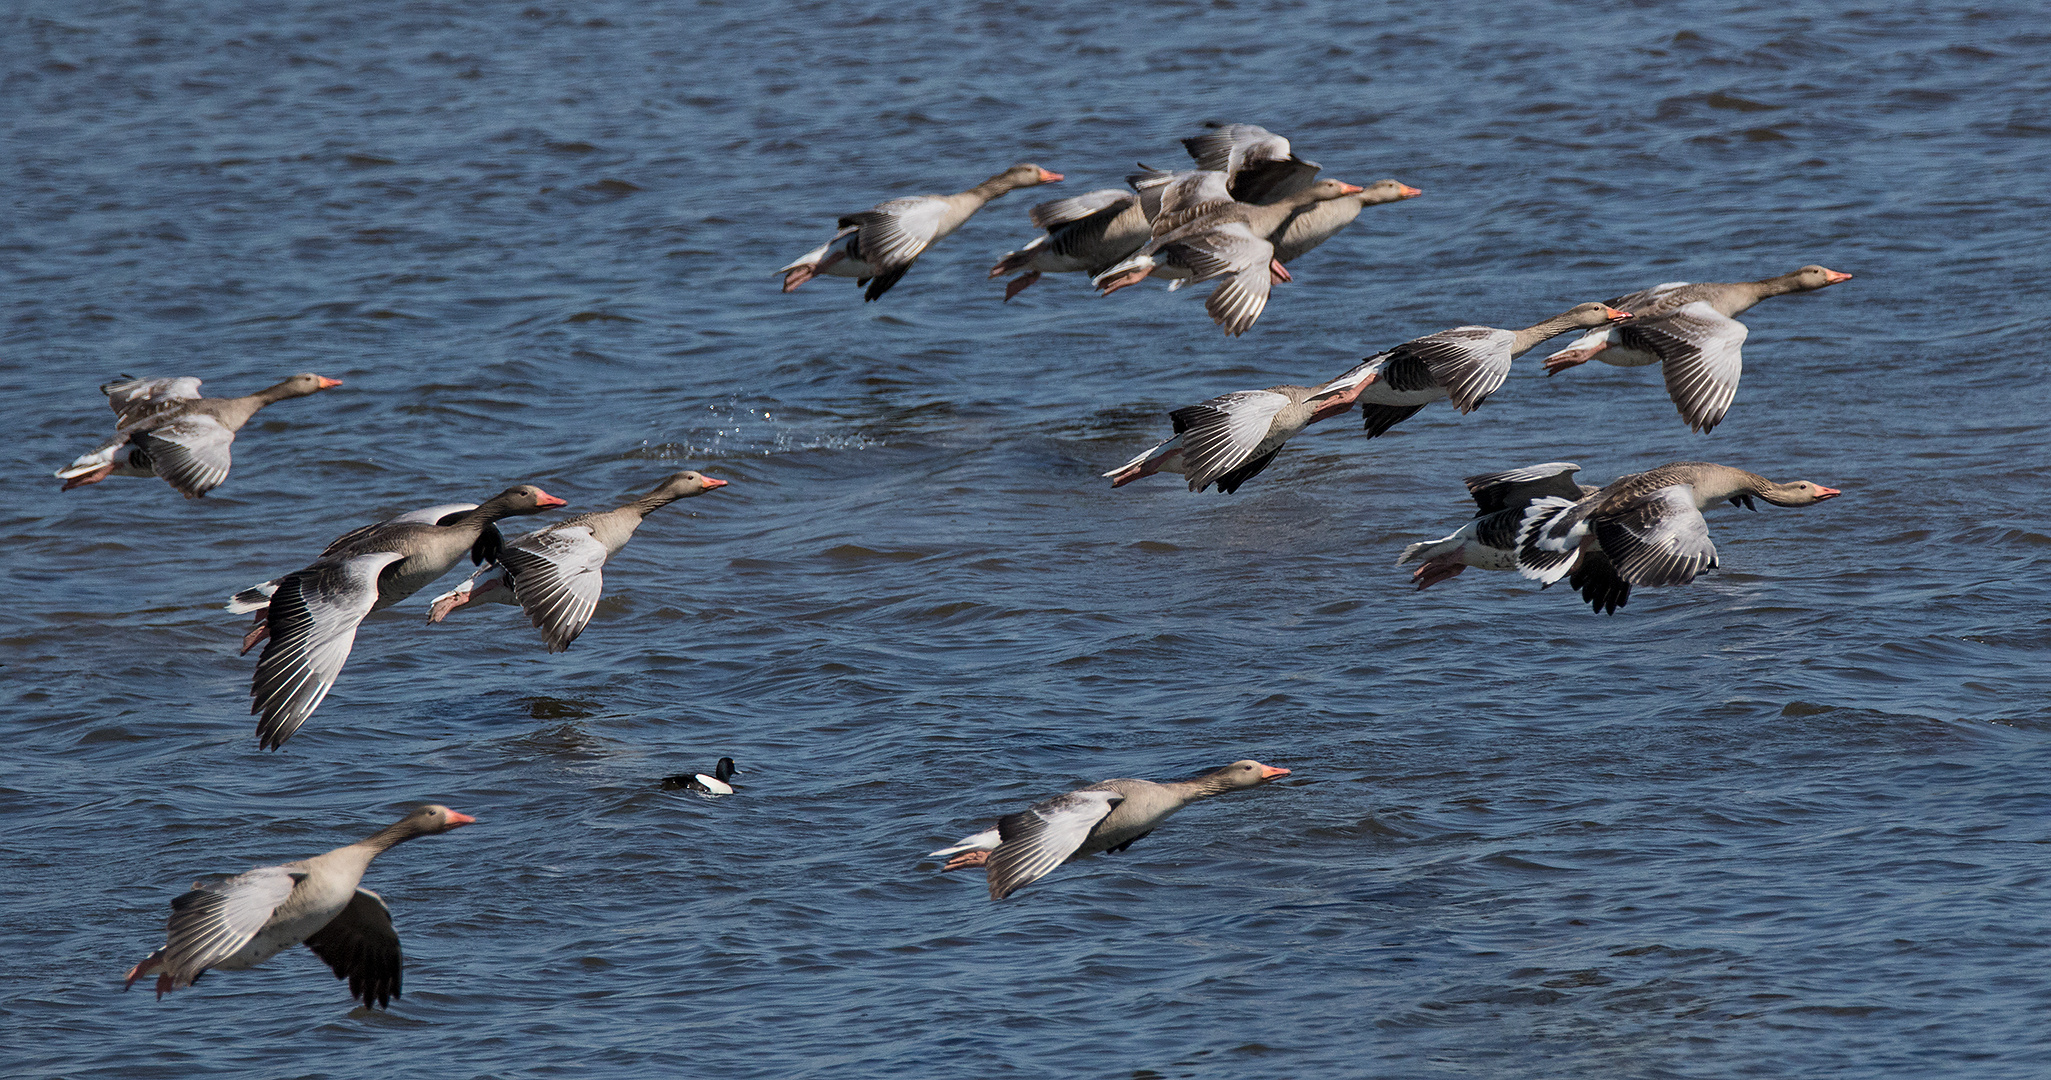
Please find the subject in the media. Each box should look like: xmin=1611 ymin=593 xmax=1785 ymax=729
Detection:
xmin=1397 ymin=184 xmax=1422 ymax=198
xmin=1814 ymin=486 xmax=1841 ymax=500
xmin=534 ymin=490 xmax=568 ymax=508
xmin=445 ymin=811 xmax=477 ymax=826
xmin=1822 ymin=269 xmax=1853 ymax=284
xmin=702 ymin=477 xmax=730 ymax=490
xmin=1336 ymin=183 xmax=1364 ymax=195
xmin=317 ymin=377 xmax=344 ymax=388
xmin=1259 ymin=765 xmax=1291 ymax=780
xmin=1604 ymin=306 xmax=1632 ymax=321
xmin=1037 ymin=168 xmax=1064 ymax=183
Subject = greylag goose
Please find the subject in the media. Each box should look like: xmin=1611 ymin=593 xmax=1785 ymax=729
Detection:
xmin=1104 ymin=367 xmax=1377 ymax=493
xmin=1542 ymin=264 xmax=1853 ymax=433
xmin=231 ymin=485 xmax=567 ymax=750
xmin=1326 ymin=302 xmax=1631 ymax=438
xmin=55 ymin=373 xmax=342 ymax=498
xmin=1397 ymin=462 xmax=1632 ymax=614
xmin=1092 ymin=173 xmax=1367 ymax=336
xmin=662 ymin=757 xmax=739 ymax=794
xmin=1180 ymin=122 xmax=1321 ymax=204
xmin=928 ymin=760 xmax=1289 ymax=900
xmin=124 ymin=804 xmax=474 ymax=1007
xmin=779 ymin=163 xmax=1063 ymax=301
xmin=425 ymin=470 xmax=728 ymax=652
xmin=988 ymin=189 xmax=1150 ymax=301
xmin=1517 ymin=461 xmax=1840 ymax=590
xmin=1271 ymin=179 xmax=1423 ymax=264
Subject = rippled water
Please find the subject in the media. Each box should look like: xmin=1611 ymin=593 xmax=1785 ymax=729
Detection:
xmin=6 ymin=1 xmax=2051 ymax=1076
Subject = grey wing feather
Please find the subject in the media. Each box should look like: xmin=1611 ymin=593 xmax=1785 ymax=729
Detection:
xmin=1399 ymin=327 xmax=1516 ymax=412
xmin=1029 ymin=189 xmax=1133 ymax=230
xmin=1592 ymin=485 xmax=1719 ymax=587
xmin=1181 ymin=123 xmax=1288 ymax=173
xmin=1137 ymin=170 xmax=1236 ymax=234
xmin=1169 ymin=390 xmax=1288 ymax=492
xmin=250 ymin=551 xmax=406 ymax=750
xmin=103 ymin=376 xmax=203 ymax=426
xmin=147 ymin=866 xmax=298 ymax=992
xmin=842 ymin=196 xmax=947 ymax=269
xmin=302 ymin=888 xmax=402 ymax=1008
xmin=984 ymin=789 xmax=1123 ymax=900
xmin=1205 ymin=267 xmax=1273 ymax=337
xmin=500 ymin=526 xmax=609 ymax=653
xmin=1625 ymin=302 xmax=1747 ymax=433
xmin=136 ymin=415 xmax=235 ymax=497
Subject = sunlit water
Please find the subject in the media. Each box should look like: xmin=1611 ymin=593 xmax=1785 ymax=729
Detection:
xmin=5 ymin=1 xmax=2050 ymax=1076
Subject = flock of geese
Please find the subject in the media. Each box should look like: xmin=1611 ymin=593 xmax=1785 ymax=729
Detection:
xmin=68 ymin=121 xmax=1850 ymax=1010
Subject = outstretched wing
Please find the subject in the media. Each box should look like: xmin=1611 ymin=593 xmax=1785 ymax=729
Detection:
xmin=1570 ymin=548 xmax=1632 ymax=615
xmin=1624 ymin=301 xmax=1747 ymax=433
xmin=128 ymin=866 xmax=297 ymax=995
xmin=841 ymin=196 xmax=949 ymax=270
xmin=136 ymin=415 xmax=236 ymax=498
xmin=1204 ymin=263 xmax=1274 ymax=338
xmin=1028 ymin=189 xmax=1134 ymax=230
xmin=1592 ymin=485 xmax=1720 ymax=587
xmin=250 ymin=551 xmax=406 ymax=750
xmin=1462 ymin=462 xmax=1585 ymax=516
xmin=1169 ymin=390 xmax=1290 ymax=493
xmin=103 ymin=376 xmax=203 ymax=427
xmin=1131 ymin=168 xmax=1235 ymax=234
xmin=302 ymin=888 xmax=402 ymax=1008
xmin=1395 ymin=326 xmax=1516 ymax=413
xmin=500 ymin=526 xmax=610 ymax=653
xmin=984 ymin=789 xmax=1124 ymax=900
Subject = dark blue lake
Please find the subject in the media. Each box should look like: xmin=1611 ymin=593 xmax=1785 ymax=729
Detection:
xmin=5 ymin=1 xmax=2050 ymax=1076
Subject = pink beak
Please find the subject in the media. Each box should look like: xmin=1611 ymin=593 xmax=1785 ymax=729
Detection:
xmin=1604 ymin=306 xmax=1632 ymax=321
xmin=1259 ymin=765 xmax=1291 ymax=780
xmin=534 ymin=490 xmax=568 ymax=508
xmin=445 ymin=811 xmax=477 ymax=826
xmin=1335 ymin=183 xmax=1364 ymax=195
xmin=1396 ymin=184 xmax=1423 ymax=198
xmin=317 ymin=377 xmax=344 ymax=388
xmin=1037 ymin=169 xmax=1064 ymax=183
xmin=1814 ymin=486 xmax=1842 ymax=499
xmin=1823 ymin=269 xmax=1853 ymax=284
xmin=702 ymin=477 xmax=730 ymax=490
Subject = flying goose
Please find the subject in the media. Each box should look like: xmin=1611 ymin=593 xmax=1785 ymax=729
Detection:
xmin=124 ymin=804 xmax=474 ymax=1008
xmin=929 ymin=760 xmax=1289 ymax=900
xmin=230 ymin=486 xmax=567 ymax=749
xmin=1542 ymin=264 xmax=1853 ymax=433
xmin=426 ymin=470 xmax=729 ymax=652
xmin=56 ymin=372 xmax=342 ymax=498
xmin=780 ymin=163 xmax=1063 ymax=301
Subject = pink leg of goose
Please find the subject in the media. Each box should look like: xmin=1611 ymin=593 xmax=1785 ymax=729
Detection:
xmin=1096 ymin=267 xmax=1151 ymax=295
xmin=1003 ymin=271 xmax=1041 ymax=301
xmin=1269 ymin=259 xmax=1291 ymax=284
xmin=943 ymin=851 xmax=991 ymax=871
xmin=1412 ymin=558 xmax=1468 ymax=590
xmin=1544 ymin=341 xmax=1607 ymax=375
xmin=60 ymin=464 xmax=116 ymax=491
xmin=241 ymin=614 xmax=269 ymax=656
